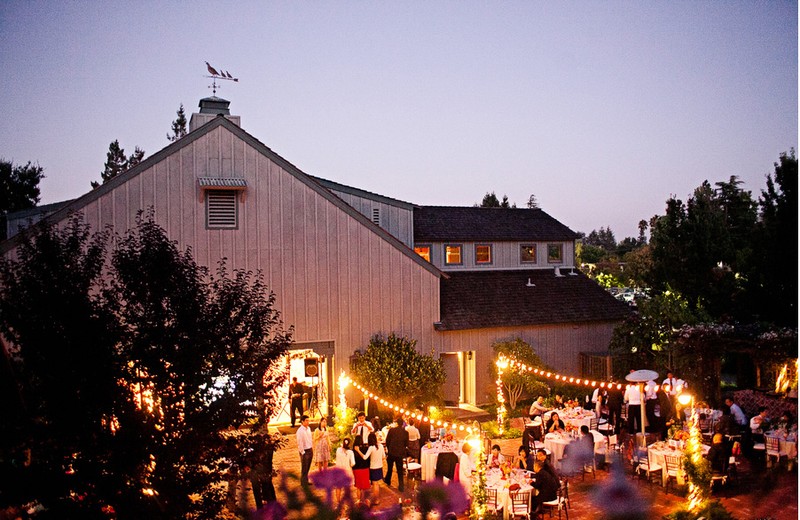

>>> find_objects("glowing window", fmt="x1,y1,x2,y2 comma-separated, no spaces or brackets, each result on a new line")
444,245,462,265
414,245,431,262
520,244,537,263
475,244,492,264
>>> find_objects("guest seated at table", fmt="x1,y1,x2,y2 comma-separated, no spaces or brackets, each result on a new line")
529,396,549,420
487,444,505,468
714,406,736,436
707,433,729,474
529,460,559,515
554,394,566,409
775,411,794,431
535,448,558,480
518,445,535,471
750,407,770,436
545,412,566,434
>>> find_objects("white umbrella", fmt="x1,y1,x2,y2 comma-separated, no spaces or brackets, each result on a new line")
626,370,659,447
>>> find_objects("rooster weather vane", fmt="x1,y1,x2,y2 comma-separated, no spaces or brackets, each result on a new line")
205,61,239,95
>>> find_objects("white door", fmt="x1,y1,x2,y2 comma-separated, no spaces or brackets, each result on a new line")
441,353,461,406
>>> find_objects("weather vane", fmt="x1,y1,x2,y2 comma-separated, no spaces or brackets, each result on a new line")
205,61,239,96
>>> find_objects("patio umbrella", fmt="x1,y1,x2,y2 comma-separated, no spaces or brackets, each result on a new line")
626,369,659,447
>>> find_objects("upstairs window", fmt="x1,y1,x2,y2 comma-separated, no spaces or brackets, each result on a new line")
414,245,431,263
520,244,537,263
475,244,492,264
444,244,462,265
206,190,238,229
547,243,563,263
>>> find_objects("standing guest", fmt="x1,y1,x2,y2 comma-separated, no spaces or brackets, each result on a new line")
591,387,607,418
724,397,747,431
657,383,676,440
417,416,431,445
458,442,475,495
352,436,371,503
545,412,565,433
662,371,679,398
529,461,559,516
289,377,305,428
384,417,410,492
624,383,642,435
644,380,659,433
606,384,624,435
487,444,506,468
296,415,313,486
356,433,385,503
518,445,535,471
313,417,331,472
334,437,356,502
351,412,374,444
406,418,421,461
372,417,384,442
529,396,549,420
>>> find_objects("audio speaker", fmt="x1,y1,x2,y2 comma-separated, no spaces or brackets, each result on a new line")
304,358,319,377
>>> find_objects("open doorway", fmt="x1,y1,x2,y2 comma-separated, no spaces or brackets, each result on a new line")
440,351,476,406
271,341,335,424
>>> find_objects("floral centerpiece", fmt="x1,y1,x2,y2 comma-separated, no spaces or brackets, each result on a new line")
672,429,689,442
501,460,513,479
565,423,577,433
444,432,455,443
566,399,581,409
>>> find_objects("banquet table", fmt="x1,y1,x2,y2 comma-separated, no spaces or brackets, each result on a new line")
544,407,596,431
765,431,798,468
485,468,534,520
543,431,606,471
647,441,710,487
420,441,462,481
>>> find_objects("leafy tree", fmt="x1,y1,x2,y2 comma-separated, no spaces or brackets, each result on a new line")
621,244,653,288
753,150,797,326
490,338,549,411
350,333,445,409
167,103,188,142
0,159,45,240
584,226,617,252
0,214,120,516
91,140,145,189
578,243,606,264
0,211,292,519
526,194,539,209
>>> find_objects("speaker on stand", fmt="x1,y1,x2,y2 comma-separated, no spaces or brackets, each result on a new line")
304,358,319,377
304,358,323,418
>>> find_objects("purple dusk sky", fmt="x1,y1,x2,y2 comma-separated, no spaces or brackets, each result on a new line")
1,1,796,239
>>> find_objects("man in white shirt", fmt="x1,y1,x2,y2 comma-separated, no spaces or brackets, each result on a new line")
351,412,374,444
662,371,679,397
725,397,747,429
296,415,313,486
406,418,421,460
624,384,642,434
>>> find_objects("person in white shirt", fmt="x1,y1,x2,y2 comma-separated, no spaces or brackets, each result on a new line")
529,396,549,420
406,418,421,460
644,380,659,433
351,412,374,444
725,397,747,429
624,384,642,434
296,415,314,486
334,437,356,502
458,442,475,495
487,444,506,469
662,371,679,397
355,432,385,503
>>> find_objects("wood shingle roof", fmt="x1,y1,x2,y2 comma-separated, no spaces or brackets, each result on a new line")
414,206,580,242
437,269,631,331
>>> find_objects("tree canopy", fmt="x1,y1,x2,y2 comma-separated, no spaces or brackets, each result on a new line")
91,140,145,189
490,338,549,411
0,211,291,518
477,191,515,208
0,159,45,240
167,103,188,142
350,333,445,409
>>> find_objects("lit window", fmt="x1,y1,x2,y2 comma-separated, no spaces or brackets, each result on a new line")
520,244,537,263
444,245,462,265
206,190,238,229
547,243,563,263
475,244,492,264
414,245,431,262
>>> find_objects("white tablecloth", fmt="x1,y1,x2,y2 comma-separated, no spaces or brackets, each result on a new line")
647,442,709,487
765,433,798,459
486,468,534,520
420,442,461,481
544,408,596,431
544,431,607,471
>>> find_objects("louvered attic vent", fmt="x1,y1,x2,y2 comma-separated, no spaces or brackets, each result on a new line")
198,178,247,230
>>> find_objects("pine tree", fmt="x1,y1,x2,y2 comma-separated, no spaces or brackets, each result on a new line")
91,140,145,189
167,103,187,142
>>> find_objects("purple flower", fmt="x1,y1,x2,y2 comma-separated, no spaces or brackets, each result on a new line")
417,479,469,517
253,501,287,520
310,468,353,507
369,503,403,520
590,464,649,519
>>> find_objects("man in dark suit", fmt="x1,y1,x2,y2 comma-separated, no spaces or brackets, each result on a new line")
530,460,559,515
289,377,304,427
384,416,410,491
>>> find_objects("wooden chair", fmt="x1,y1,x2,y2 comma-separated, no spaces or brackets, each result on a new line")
637,450,663,487
589,417,599,432
509,489,531,519
663,454,682,494
766,436,782,468
404,457,422,482
486,487,501,515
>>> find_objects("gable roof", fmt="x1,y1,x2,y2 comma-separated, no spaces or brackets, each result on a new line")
0,116,443,279
309,175,416,210
414,206,580,242
437,269,630,331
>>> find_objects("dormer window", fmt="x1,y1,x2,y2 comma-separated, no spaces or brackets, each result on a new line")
520,244,537,264
547,243,563,263
475,244,492,264
444,244,462,265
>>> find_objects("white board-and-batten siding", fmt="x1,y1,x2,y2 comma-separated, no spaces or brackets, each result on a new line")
58,124,442,363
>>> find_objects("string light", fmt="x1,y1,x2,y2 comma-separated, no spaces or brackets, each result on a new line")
346,376,474,434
